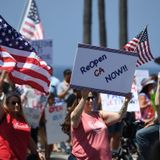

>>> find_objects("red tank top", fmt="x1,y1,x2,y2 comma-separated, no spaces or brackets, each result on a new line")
71,112,111,160
0,114,30,160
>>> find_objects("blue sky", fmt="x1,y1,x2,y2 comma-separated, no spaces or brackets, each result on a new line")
0,0,160,74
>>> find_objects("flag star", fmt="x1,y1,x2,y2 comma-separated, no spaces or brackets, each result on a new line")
3,23,7,28
8,30,12,33
24,42,28,46
9,43,12,46
2,32,5,36
19,46,23,49
5,38,9,41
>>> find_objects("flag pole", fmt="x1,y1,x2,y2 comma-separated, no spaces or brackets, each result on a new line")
17,0,31,31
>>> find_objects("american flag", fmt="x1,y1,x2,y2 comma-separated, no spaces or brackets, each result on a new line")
19,0,44,40
0,47,16,72
0,15,51,93
123,27,154,67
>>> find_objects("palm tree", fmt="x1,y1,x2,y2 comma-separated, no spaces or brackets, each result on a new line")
119,0,128,49
98,0,107,47
83,0,92,44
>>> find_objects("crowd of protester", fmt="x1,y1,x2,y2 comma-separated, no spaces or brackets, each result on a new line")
0,68,160,160
61,71,160,160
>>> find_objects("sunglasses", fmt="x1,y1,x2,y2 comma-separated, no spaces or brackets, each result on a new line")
10,101,20,105
87,96,95,101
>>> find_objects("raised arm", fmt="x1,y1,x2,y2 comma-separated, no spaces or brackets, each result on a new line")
57,84,70,99
99,92,132,126
70,90,89,128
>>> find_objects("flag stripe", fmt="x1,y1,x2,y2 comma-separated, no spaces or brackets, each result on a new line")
3,46,51,76
19,0,44,40
24,20,35,29
145,41,154,60
15,66,50,85
9,71,48,93
2,46,50,86
22,28,34,37
12,68,49,86
0,47,16,71
139,44,148,62
0,15,51,93
142,43,150,62
136,46,145,64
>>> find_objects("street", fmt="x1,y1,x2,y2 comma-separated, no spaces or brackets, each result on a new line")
49,151,138,160
50,152,69,160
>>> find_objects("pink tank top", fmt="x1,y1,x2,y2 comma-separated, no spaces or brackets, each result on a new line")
71,112,111,160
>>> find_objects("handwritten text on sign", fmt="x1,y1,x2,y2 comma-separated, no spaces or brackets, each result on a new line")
45,102,68,144
31,39,53,65
71,44,138,96
101,82,140,112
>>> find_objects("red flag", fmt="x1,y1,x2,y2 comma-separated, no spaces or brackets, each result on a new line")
19,0,44,40
123,27,154,67
0,15,51,93
0,47,16,72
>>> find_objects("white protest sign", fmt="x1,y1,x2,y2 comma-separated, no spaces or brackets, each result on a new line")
45,102,68,144
71,44,138,96
22,87,47,112
101,82,140,112
23,107,41,128
134,69,149,92
22,87,48,128
31,39,53,65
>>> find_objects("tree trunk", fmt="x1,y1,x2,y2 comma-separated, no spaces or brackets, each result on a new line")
119,0,128,49
83,0,92,44
98,0,107,47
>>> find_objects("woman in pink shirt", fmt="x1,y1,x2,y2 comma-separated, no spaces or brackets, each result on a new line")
62,90,132,160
